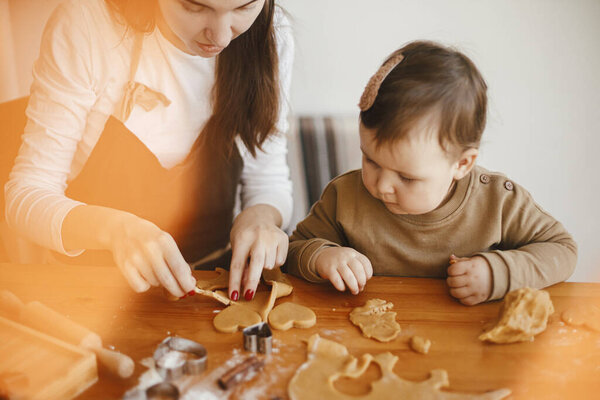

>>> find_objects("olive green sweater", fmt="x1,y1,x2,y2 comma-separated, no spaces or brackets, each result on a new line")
287,166,577,301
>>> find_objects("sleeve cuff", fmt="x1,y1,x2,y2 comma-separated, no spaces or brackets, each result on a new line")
476,251,510,301
298,239,340,283
243,192,293,231
53,201,86,257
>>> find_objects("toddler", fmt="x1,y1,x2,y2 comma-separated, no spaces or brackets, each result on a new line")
286,41,577,305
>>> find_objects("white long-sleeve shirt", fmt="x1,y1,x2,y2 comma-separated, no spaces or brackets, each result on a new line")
4,0,294,256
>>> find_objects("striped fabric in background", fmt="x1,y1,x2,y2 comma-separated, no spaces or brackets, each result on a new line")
286,115,362,232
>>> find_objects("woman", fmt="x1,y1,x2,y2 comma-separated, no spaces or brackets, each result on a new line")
4,0,293,301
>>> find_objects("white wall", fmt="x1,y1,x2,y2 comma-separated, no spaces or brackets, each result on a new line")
2,0,599,282
281,0,600,283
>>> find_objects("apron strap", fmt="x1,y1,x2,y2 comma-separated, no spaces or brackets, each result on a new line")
116,32,171,122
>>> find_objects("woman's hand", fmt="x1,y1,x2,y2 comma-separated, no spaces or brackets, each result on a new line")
228,204,288,301
62,205,196,297
107,212,196,297
446,254,492,306
315,247,373,295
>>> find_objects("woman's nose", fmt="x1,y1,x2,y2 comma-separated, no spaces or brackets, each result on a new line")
206,16,232,48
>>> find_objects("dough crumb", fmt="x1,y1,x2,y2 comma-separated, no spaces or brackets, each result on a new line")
561,304,600,332
410,336,431,354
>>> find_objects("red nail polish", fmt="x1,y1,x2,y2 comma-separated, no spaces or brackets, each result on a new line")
231,291,239,301
188,290,195,296
179,294,187,299
244,290,254,301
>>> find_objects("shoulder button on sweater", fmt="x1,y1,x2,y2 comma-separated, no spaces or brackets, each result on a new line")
479,174,491,184
504,180,514,191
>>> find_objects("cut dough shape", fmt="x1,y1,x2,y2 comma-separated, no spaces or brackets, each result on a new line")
269,302,317,330
213,304,263,333
349,299,401,342
479,287,554,344
561,304,600,332
288,334,511,400
212,268,294,333
410,336,431,354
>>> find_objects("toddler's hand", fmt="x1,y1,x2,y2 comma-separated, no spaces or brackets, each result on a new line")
446,254,492,306
315,247,373,295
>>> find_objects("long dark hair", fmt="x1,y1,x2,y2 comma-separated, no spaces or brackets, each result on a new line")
104,0,280,157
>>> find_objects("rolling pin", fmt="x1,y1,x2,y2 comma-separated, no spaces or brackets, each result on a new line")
0,290,134,378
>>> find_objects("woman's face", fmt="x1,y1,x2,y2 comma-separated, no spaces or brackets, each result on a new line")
157,0,266,57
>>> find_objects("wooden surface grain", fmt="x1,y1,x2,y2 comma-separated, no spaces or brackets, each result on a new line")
0,263,599,399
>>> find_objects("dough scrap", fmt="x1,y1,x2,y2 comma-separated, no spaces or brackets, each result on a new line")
288,334,511,400
194,287,231,306
561,304,600,332
349,299,401,342
269,302,317,330
479,287,554,344
410,336,431,354
195,267,230,291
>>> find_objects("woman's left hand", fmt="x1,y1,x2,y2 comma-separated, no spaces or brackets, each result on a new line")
228,204,288,301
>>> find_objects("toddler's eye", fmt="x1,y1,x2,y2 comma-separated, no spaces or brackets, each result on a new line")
365,158,378,167
399,175,415,183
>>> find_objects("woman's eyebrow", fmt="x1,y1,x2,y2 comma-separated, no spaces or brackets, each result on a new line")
238,0,260,8
183,0,259,9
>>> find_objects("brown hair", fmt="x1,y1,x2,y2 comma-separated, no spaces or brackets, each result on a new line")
104,0,280,157
360,41,487,156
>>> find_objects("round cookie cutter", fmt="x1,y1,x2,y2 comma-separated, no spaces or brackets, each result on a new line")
145,382,180,400
153,336,208,380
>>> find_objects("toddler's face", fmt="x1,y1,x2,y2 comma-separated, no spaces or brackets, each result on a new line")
359,121,468,215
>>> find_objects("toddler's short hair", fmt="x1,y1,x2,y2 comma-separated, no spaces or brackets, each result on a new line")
360,41,487,155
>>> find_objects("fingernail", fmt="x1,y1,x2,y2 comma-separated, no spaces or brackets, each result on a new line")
188,290,195,296
231,290,239,301
179,294,187,299
244,290,254,301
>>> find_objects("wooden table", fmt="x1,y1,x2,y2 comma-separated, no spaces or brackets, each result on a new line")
0,263,599,399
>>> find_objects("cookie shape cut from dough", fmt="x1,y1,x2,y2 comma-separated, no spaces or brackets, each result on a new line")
213,270,293,333
349,299,401,342
561,304,600,332
479,287,554,344
268,302,316,330
288,334,511,400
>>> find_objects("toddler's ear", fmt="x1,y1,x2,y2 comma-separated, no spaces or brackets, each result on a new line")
453,148,478,180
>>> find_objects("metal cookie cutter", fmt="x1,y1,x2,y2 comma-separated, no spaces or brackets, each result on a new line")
152,336,208,380
145,382,180,400
243,322,272,354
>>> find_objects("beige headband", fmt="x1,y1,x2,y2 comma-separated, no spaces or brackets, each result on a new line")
358,53,405,111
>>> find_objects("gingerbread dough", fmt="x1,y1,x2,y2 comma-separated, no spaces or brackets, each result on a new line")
349,299,401,342
410,336,431,354
479,287,554,343
288,334,511,400
561,304,600,332
195,267,230,291
189,267,316,333
199,268,295,333
269,302,316,330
